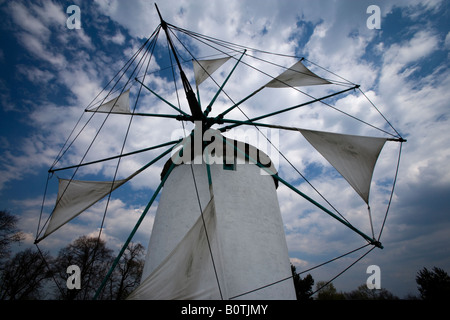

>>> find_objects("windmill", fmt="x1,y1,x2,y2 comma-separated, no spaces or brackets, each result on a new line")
35,5,405,300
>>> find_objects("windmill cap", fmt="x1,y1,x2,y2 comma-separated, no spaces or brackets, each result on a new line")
161,130,278,188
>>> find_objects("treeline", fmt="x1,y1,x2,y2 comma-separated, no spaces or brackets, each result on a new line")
2,210,450,300
0,210,144,300
291,264,450,300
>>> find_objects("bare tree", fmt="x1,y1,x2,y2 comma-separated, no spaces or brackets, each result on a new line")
0,248,53,300
0,210,25,262
108,242,145,300
52,236,145,300
53,235,113,300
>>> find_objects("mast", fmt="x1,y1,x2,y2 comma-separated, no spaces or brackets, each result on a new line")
155,4,204,121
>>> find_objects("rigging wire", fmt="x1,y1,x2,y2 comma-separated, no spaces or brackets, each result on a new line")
310,245,377,298
298,243,371,276
378,141,403,241
35,243,65,298
170,24,354,87
303,57,357,86
358,88,403,139
229,243,371,299
168,27,241,114
97,25,161,239
49,28,159,172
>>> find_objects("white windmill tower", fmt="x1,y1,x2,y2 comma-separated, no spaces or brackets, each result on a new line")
132,128,295,299
35,5,405,300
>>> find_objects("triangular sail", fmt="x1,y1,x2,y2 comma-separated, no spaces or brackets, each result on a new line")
41,177,129,239
193,57,231,86
299,129,387,204
127,196,224,299
87,89,131,114
265,60,331,88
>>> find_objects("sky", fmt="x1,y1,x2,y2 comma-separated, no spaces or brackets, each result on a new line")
0,0,449,299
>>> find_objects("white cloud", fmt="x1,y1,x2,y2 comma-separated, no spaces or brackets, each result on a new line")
8,1,51,40
108,31,126,45
290,257,309,268
382,30,439,68
0,134,59,190
16,31,67,67
17,65,55,83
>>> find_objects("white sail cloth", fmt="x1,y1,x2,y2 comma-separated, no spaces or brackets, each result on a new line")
41,178,129,239
87,89,131,114
299,129,387,204
193,57,231,86
127,196,223,300
265,60,330,88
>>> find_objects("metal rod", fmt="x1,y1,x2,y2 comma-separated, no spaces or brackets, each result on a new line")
49,139,180,173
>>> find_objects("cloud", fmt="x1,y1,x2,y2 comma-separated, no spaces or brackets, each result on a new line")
7,1,68,67
0,133,59,190
290,257,309,269
8,1,52,40
107,31,126,45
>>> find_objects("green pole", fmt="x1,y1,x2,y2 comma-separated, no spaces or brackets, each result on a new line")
203,50,246,117
135,77,190,117
218,85,359,132
49,139,180,173
214,86,264,120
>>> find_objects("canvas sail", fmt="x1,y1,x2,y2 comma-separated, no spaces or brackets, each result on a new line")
127,196,225,299
87,89,131,114
193,57,231,86
265,60,330,88
299,129,387,204
41,177,129,239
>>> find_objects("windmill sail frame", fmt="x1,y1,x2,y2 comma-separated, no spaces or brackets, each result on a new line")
36,4,405,300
